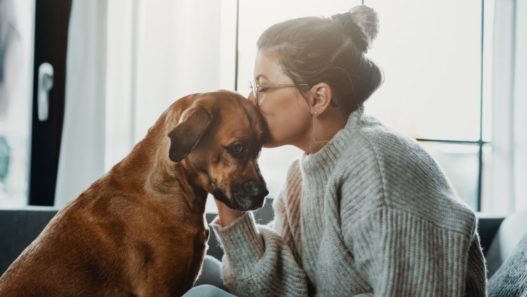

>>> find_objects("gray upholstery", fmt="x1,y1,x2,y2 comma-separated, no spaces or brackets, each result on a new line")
488,232,527,297
478,215,505,257
486,211,527,297
0,207,58,274
486,211,527,278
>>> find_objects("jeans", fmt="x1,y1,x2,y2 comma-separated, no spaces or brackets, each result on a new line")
183,255,235,297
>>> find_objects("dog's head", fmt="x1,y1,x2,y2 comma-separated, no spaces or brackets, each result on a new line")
166,91,269,211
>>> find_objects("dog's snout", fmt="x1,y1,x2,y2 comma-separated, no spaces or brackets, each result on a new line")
227,180,268,211
244,181,268,198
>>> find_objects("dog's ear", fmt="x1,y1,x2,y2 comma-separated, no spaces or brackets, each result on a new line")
168,107,212,162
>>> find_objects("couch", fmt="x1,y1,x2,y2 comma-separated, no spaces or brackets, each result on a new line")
1,203,525,291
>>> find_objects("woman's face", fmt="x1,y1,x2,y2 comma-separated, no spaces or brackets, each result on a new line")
251,50,312,148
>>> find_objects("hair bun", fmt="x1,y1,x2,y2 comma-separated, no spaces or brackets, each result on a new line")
332,5,379,52
350,5,378,42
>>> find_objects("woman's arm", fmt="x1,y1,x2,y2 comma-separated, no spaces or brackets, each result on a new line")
214,200,246,226
342,206,486,297
211,191,308,297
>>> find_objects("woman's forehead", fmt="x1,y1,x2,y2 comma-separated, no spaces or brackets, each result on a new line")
254,51,289,82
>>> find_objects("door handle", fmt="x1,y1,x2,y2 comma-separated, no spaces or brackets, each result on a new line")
38,62,54,121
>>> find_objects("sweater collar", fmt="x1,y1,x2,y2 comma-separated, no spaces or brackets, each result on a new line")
300,106,364,174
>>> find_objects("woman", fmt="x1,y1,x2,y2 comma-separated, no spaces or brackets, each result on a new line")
185,5,486,297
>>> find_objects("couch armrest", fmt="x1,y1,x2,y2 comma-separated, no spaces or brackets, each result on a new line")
476,213,505,257
485,210,527,278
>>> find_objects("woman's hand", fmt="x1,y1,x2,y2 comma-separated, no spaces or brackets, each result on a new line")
214,199,246,227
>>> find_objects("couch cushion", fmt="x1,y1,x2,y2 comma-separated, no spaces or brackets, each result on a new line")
0,207,58,274
486,211,527,278
488,232,527,297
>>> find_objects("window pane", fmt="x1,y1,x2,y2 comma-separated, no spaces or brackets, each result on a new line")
0,0,34,207
420,142,480,210
366,0,482,141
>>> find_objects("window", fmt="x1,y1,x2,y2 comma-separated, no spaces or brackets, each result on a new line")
0,0,35,208
0,0,72,208
365,0,494,210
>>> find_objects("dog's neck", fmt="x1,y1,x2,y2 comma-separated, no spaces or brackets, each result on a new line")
110,117,208,214
147,158,208,214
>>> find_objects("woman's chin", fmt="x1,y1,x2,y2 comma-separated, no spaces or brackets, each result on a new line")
262,140,283,149
262,142,278,149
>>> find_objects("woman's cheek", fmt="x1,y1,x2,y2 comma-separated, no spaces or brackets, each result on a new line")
265,115,284,144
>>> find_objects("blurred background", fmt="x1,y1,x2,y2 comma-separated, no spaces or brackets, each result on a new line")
0,0,525,215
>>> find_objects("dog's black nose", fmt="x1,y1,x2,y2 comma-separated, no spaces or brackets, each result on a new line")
244,181,268,198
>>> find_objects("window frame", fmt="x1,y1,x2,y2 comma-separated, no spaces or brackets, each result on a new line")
28,0,72,206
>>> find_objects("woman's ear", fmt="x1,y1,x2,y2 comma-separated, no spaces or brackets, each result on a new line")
309,82,333,115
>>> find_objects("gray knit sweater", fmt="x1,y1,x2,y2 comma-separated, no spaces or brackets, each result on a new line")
211,107,487,296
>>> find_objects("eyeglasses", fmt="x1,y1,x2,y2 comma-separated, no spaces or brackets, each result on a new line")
249,81,311,106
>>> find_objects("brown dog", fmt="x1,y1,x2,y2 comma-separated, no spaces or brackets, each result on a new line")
0,90,269,297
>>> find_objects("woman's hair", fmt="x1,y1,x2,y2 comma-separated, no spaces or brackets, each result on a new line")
257,5,382,115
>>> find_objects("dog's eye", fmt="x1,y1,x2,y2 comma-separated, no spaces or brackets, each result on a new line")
228,143,246,156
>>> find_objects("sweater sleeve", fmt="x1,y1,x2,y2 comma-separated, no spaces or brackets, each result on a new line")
465,232,487,296
343,207,486,297
210,192,308,297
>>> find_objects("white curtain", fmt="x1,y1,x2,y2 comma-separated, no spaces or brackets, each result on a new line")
487,0,527,214
55,0,233,207
55,0,107,207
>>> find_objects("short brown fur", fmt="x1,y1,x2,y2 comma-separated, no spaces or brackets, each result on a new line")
0,91,268,297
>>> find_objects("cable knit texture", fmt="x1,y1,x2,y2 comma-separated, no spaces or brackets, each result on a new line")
488,233,527,297
211,107,487,296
